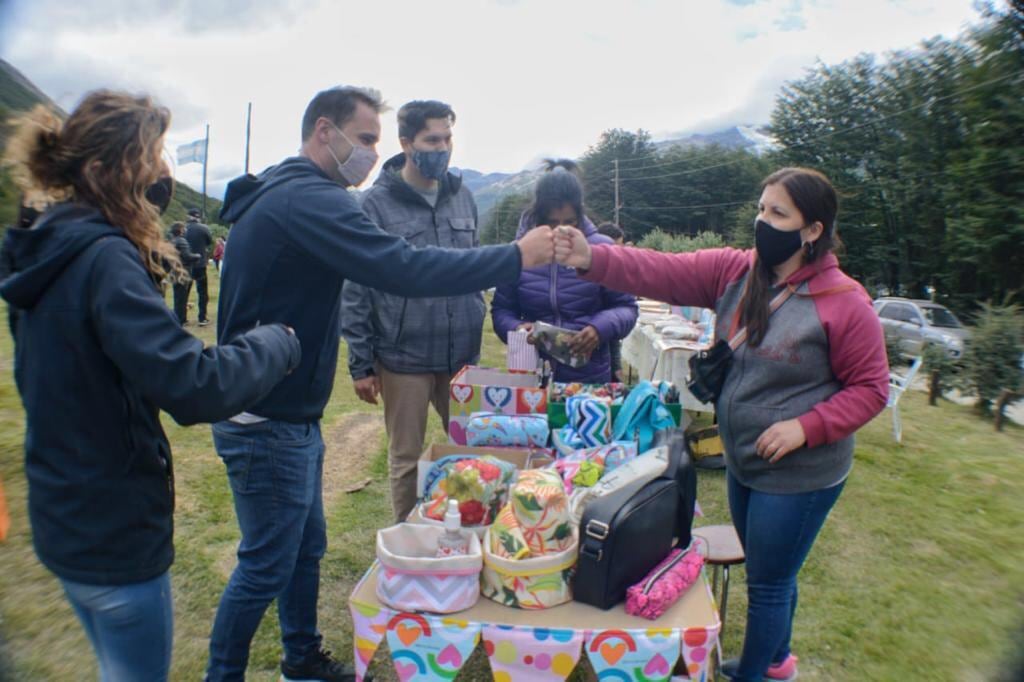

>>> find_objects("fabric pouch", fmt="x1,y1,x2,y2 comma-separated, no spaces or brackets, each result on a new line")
510,469,574,556
624,541,706,620
466,412,550,448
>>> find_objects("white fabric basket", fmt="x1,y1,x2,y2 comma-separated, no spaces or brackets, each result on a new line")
375,523,482,614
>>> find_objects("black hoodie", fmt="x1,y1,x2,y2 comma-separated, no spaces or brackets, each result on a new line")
217,156,521,422
0,204,301,585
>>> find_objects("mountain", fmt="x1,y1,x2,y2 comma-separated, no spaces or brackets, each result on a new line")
463,167,540,219
654,125,776,155
0,60,222,231
0,59,63,120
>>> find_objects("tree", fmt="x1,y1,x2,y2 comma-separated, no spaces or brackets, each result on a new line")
479,191,530,245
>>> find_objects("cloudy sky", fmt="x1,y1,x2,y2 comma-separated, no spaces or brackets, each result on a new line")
1,0,982,198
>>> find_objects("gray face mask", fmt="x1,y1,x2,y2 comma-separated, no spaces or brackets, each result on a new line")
327,123,378,187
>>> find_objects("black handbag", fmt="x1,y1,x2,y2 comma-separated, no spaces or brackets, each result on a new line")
687,284,796,404
575,476,680,610
652,427,698,551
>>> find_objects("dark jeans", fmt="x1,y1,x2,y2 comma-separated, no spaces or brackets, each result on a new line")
172,282,190,324
727,472,845,682
189,268,209,322
206,420,326,682
61,571,173,682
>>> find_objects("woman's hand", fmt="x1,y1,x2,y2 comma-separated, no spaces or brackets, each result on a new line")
755,419,807,463
568,325,600,356
554,225,593,270
516,322,536,344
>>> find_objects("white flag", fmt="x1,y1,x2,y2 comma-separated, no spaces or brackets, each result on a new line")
176,139,206,165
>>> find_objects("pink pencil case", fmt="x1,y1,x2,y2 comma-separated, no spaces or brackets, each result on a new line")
624,544,705,620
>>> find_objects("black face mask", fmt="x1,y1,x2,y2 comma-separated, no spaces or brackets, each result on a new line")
145,176,175,215
754,218,803,267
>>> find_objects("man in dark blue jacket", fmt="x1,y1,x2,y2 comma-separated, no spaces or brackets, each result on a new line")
208,85,555,682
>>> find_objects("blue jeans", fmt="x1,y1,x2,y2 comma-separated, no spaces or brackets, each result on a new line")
61,571,173,682
206,420,327,682
727,473,845,682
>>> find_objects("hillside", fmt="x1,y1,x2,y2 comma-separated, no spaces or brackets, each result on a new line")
0,59,223,233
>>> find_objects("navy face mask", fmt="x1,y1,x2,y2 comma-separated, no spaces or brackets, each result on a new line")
412,149,450,180
754,218,803,267
145,176,175,215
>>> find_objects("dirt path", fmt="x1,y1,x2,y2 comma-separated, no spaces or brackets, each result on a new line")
322,412,386,510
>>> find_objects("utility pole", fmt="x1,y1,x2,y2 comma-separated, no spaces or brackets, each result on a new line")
244,102,252,175
613,158,620,226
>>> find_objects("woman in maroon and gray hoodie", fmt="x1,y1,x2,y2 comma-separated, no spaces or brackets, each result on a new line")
555,168,888,682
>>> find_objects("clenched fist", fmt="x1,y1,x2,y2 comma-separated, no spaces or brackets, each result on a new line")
554,225,592,270
517,226,556,269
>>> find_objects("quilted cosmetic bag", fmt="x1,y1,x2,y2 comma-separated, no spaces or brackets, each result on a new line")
466,412,550,448
376,524,483,614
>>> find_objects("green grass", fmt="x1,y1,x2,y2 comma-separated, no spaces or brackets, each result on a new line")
1,275,1023,680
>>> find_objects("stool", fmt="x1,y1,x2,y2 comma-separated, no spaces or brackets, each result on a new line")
692,524,745,648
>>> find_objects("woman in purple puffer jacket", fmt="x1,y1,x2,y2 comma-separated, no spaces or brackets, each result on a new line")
492,160,638,383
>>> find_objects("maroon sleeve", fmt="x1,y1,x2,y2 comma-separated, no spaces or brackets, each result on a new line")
797,274,890,447
584,245,752,308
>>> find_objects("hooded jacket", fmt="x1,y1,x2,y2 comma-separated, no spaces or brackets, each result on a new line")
0,204,300,585
341,154,486,377
582,245,889,494
217,156,522,422
491,212,638,383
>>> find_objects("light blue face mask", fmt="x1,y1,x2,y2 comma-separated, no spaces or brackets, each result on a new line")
327,122,378,186
411,148,451,180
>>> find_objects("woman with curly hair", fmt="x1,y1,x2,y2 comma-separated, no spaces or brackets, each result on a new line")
0,91,301,681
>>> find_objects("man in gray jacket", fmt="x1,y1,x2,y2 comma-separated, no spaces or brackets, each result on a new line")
341,100,483,521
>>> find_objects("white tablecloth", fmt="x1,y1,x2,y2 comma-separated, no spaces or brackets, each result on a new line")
621,324,714,413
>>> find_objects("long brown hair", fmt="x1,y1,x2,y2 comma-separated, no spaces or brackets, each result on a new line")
742,167,842,347
2,90,183,281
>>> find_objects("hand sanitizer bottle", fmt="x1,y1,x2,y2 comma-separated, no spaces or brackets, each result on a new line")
436,499,469,557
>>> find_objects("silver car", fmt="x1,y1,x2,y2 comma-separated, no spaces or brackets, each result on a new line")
874,297,971,359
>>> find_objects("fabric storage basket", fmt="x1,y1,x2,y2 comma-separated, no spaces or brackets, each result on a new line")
481,528,578,610
376,524,483,614
406,503,490,540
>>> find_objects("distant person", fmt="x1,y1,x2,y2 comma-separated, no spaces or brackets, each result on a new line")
491,160,637,383
342,99,486,523
169,222,200,325
554,167,889,682
597,221,625,245
208,85,554,682
0,91,300,682
597,221,627,381
212,236,225,272
184,207,213,326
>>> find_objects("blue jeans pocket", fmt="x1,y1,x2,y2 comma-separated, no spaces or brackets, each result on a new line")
213,424,257,494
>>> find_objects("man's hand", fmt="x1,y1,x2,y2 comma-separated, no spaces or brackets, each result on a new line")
353,375,381,405
517,226,555,269
554,225,593,270
568,325,600,356
755,419,807,463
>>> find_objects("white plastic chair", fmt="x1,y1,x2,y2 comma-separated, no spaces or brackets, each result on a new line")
887,355,923,443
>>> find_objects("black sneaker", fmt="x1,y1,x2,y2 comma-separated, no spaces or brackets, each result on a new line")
280,649,355,682
198,319,210,327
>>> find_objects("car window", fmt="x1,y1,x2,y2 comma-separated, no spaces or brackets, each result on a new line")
921,306,961,328
878,303,901,320
891,304,919,323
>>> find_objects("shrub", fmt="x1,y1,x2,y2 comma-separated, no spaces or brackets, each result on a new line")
637,228,725,253
960,301,1024,412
